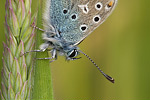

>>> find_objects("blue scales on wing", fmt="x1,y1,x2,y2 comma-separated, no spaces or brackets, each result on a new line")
43,0,117,45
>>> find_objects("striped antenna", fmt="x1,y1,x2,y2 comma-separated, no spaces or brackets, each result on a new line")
78,50,114,83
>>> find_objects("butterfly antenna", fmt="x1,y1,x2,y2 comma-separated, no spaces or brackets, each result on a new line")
78,50,114,83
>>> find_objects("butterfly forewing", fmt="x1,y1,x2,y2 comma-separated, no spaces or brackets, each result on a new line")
43,0,117,45
73,0,118,45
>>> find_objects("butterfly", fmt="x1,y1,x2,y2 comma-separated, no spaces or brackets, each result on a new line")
31,0,117,83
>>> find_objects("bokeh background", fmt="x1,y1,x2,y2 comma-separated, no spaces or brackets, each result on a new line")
0,0,150,100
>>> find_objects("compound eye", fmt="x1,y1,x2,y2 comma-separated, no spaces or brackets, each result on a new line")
68,49,78,58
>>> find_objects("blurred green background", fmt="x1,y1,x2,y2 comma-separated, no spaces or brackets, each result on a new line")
0,0,150,100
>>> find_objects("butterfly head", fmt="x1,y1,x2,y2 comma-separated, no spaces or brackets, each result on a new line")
63,45,80,60
67,49,78,58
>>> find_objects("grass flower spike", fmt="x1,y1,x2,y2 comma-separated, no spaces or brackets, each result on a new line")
1,0,35,99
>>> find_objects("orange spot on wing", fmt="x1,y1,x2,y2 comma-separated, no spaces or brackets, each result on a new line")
108,1,113,7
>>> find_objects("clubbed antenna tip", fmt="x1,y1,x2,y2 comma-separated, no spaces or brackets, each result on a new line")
104,74,115,83
78,50,115,83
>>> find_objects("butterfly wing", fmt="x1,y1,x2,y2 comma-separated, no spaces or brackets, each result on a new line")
43,0,117,45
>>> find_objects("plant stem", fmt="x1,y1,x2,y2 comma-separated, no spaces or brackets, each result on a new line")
32,0,54,99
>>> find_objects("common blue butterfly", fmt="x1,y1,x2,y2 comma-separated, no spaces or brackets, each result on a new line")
31,0,117,83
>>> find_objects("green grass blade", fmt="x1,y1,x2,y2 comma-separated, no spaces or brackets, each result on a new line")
32,0,54,99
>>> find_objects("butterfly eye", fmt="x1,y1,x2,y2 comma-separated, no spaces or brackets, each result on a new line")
63,8,68,14
70,14,78,21
80,24,88,32
93,15,101,23
95,2,103,10
68,49,78,58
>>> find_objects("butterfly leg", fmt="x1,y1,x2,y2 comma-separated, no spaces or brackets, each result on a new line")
36,49,57,63
31,24,56,36
20,42,50,56
20,48,47,56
